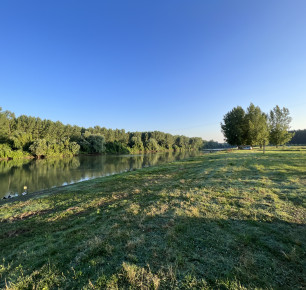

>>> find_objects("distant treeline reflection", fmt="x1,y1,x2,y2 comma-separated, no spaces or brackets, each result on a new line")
0,151,201,198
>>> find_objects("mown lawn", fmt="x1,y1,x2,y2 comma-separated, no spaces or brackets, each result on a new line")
0,149,305,289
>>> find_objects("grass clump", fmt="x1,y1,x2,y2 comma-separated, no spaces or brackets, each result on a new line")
0,148,305,289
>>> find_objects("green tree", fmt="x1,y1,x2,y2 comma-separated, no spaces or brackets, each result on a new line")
87,135,105,154
0,144,13,158
188,137,203,150
29,139,48,158
69,142,80,155
288,129,306,145
79,132,105,154
221,106,247,146
129,136,144,153
245,103,269,151
145,138,159,152
269,105,293,147
0,107,15,142
9,131,33,151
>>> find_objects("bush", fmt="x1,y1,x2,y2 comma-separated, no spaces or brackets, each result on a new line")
0,143,30,159
105,141,130,154
29,138,80,158
0,143,12,158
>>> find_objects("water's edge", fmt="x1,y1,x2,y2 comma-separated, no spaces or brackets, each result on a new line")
0,151,203,199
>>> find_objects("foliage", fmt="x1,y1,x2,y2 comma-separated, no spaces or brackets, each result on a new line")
221,104,293,149
203,140,232,149
129,136,145,153
0,107,15,143
145,138,159,151
79,132,105,154
0,144,29,160
0,144,13,159
29,139,48,158
9,131,33,151
0,107,204,157
288,129,306,145
221,106,247,146
29,138,80,158
269,105,294,146
245,103,269,147
105,141,130,154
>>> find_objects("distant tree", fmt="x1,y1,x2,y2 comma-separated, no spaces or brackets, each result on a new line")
269,106,294,147
105,141,130,154
1,107,207,157
9,131,33,151
129,136,144,153
145,138,159,151
203,140,232,149
164,133,175,150
245,103,269,151
68,141,80,156
288,129,306,145
221,106,247,146
0,144,13,158
189,137,203,150
86,135,105,154
29,139,48,158
79,132,105,154
0,107,15,142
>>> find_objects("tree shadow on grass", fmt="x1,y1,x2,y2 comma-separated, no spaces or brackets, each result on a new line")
0,200,305,289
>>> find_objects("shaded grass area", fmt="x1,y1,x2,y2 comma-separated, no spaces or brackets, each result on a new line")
0,150,305,289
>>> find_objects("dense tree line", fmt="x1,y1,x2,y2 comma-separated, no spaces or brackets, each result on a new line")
0,107,204,159
221,104,294,151
202,140,233,149
288,129,306,145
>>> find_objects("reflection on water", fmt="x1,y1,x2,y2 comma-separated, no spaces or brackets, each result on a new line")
0,151,202,198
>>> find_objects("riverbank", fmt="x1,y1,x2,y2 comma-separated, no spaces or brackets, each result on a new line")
0,149,305,289
0,151,202,199
0,148,194,161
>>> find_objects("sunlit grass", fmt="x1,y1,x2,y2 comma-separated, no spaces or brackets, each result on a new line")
0,148,305,289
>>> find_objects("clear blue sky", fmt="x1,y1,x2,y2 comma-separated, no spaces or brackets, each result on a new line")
1,0,305,142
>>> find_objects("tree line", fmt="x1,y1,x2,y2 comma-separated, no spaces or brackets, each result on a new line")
287,129,306,145
221,103,294,149
0,107,205,159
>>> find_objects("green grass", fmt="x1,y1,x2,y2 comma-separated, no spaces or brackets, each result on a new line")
0,148,305,289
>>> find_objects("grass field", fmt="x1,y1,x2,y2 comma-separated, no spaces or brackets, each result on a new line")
0,148,305,289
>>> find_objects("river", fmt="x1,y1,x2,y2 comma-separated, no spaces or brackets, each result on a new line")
0,151,203,199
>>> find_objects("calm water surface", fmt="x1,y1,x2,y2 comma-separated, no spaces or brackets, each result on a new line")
0,151,203,198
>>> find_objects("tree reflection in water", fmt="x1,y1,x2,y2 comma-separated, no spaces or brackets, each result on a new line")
0,151,202,198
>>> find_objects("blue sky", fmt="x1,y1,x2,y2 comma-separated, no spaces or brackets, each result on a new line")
1,1,305,142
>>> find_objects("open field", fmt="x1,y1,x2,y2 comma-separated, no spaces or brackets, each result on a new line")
0,149,305,289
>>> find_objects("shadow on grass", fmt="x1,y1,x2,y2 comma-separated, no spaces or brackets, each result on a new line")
0,202,305,289
1,152,305,288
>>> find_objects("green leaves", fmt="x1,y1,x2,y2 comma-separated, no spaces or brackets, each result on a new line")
221,104,293,148
269,106,294,146
221,106,247,146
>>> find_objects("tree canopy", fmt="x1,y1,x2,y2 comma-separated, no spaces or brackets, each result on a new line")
288,129,306,145
0,107,205,159
221,103,293,149
269,105,294,147
221,106,247,146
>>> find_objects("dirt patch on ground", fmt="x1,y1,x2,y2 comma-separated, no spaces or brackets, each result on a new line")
7,209,53,222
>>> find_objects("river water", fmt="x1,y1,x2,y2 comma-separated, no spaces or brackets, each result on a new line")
0,151,203,199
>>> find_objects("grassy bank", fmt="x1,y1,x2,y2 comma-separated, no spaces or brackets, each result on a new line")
0,149,305,289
